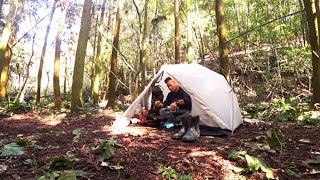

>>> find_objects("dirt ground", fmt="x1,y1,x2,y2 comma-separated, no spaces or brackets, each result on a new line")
0,109,319,180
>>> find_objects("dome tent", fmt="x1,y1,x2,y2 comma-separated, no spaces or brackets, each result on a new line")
114,63,242,131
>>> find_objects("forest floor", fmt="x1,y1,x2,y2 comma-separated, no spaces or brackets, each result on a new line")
0,109,319,180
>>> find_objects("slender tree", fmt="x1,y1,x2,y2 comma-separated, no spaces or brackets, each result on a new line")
215,0,230,83
54,0,67,110
107,0,122,108
133,0,149,91
0,0,4,19
174,0,180,63
141,0,148,90
0,0,18,100
36,0,58,103
93,0,107,105
14,33,36,103
304,0,320,106
71,0,92,111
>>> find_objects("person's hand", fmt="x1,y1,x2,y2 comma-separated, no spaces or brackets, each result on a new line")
169,102,178,111
155,100,163,108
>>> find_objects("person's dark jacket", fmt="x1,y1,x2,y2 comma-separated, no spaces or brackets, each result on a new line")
163,87,192,111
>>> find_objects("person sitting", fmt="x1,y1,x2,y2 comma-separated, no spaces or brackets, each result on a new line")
149,85,164,116
154,77,200,142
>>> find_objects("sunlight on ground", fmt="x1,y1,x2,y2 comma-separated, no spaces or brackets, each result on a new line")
39,113,67,126
103,124,149,136
189,149,245,180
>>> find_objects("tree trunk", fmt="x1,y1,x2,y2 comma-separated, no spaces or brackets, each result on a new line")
0,0,4,19
14,33,36,103
174,0,180,64
101,1,113,102
141,0,148,90
71,0,92,111
134,0,148,91
298,0,307,46
304,0,320,106
93,0,107,105
63,57,68,100
186,0,193,63
107,0,122,108
0,45,12,100
215,0,230,83
91,11,98,102
54,0,67,110
36,0,57,103
0,0,18,100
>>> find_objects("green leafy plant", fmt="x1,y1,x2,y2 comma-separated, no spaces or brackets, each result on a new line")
143,152,156,161
284,166,301,178
241,102,268,119
72,128,83,142
180,175,193,180
48,156,77,170
301,156,320,165
37,156,86,180
251,143,276,154
156,165,192,180
266,130,281,149
15,137,44,150
94,138,124,161
228,151,275,179
38,170,87,180
297,111,320,125
158,165,179,180
275,98,298,121
24,158,39,172
0,143,25,156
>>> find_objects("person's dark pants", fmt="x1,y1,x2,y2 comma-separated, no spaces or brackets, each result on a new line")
159,108,191,124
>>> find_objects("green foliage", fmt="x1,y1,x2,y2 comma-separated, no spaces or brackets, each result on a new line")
15,137,44,150
24,158,39,171
156,165,192,180
275,98,298,121
180,175,193,180
38,170,87,180
228,150,247,159
143,152,156,161
72,128,83,142
94,138,124,162
228,151,275,179
284,166,301,177
37,156,86,180
0,99,31,115
301,156,320,165
241,97,312,122
277,47,312,79
251,143,276,154
49,156,77,170
241,102,268,119
0,143,25,156
266,130,281,149
297,111,320,125
254,130,282,152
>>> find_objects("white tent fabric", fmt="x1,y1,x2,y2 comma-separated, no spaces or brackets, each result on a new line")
118,63,243,131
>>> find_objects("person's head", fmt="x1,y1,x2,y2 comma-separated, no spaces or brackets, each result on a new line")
164,77,179,93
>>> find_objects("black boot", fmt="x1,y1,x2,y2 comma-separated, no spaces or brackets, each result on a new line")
182,117,200,142
172,116,191,140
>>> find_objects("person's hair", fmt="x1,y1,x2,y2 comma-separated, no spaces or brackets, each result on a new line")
164,77,172,83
